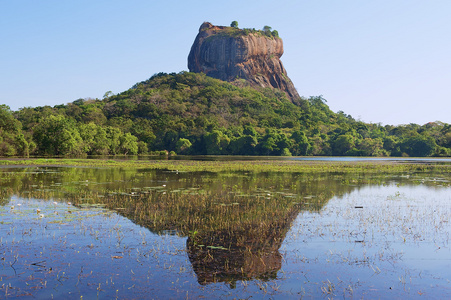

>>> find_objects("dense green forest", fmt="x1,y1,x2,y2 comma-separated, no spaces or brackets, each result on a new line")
1,72,450,157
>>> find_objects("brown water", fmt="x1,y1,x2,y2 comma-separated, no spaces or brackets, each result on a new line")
0,166,450,298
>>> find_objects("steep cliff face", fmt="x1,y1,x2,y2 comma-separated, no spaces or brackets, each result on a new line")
188,22,300,101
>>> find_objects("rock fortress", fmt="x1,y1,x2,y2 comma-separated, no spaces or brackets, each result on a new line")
188,22,300,102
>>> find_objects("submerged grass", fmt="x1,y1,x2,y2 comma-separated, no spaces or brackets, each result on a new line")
1,164,451,297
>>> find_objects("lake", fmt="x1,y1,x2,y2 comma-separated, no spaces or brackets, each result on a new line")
1,162,450,298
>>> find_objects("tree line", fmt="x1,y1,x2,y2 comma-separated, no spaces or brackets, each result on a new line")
1,72,450,157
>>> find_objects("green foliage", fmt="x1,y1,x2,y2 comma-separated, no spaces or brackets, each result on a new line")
33,115,84,156
261,25,279,38
356,138,385,156
119,133,139,155
1,72,450,157
138,141,148,154
256,130,292,156
217,24,280,39
400,135,436,157
229,135,258,155
332,134,355,156
176,138,192,154
291,130,310,156
0,105,36,157
204,130,230,155
103,91,114,99
78,123,110,155
0,105,21,132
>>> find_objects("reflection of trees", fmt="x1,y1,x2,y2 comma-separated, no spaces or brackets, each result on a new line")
0,189,8,206
2,166,447,286
106,189,310,285
84,174,361,286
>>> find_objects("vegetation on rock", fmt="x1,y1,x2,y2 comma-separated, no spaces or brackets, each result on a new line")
188,22,298,100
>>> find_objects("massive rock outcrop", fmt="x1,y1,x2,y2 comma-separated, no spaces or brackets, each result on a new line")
188,22,300,102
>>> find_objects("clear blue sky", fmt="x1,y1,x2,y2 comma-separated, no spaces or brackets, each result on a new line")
1,0,450,125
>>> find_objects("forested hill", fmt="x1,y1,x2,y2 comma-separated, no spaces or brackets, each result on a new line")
1,71,450,157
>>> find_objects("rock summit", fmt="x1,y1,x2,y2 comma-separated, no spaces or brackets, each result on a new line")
188,22,300,102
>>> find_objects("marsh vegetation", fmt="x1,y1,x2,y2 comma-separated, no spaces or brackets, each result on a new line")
1,159,450,298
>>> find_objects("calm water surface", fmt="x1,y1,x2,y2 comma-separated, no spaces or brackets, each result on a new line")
1,166,450,298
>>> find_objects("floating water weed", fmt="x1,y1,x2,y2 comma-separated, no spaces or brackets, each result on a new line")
1,163,451,298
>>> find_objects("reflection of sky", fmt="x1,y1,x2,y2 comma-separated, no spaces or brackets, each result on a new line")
1,198,196,299
283,183,451,297
2,171,451,298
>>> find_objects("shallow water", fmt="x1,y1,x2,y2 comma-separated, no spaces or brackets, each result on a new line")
1,166,450,298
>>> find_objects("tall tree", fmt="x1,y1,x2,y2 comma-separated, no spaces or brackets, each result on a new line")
33,115,83,156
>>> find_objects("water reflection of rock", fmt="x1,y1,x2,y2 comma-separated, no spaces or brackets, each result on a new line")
5,167,447,286
186,208,300,286
0,168,364,286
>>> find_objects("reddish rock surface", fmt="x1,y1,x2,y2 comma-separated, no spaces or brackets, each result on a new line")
188,22,300,102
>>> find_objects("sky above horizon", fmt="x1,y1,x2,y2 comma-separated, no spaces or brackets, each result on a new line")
1,0,450,125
